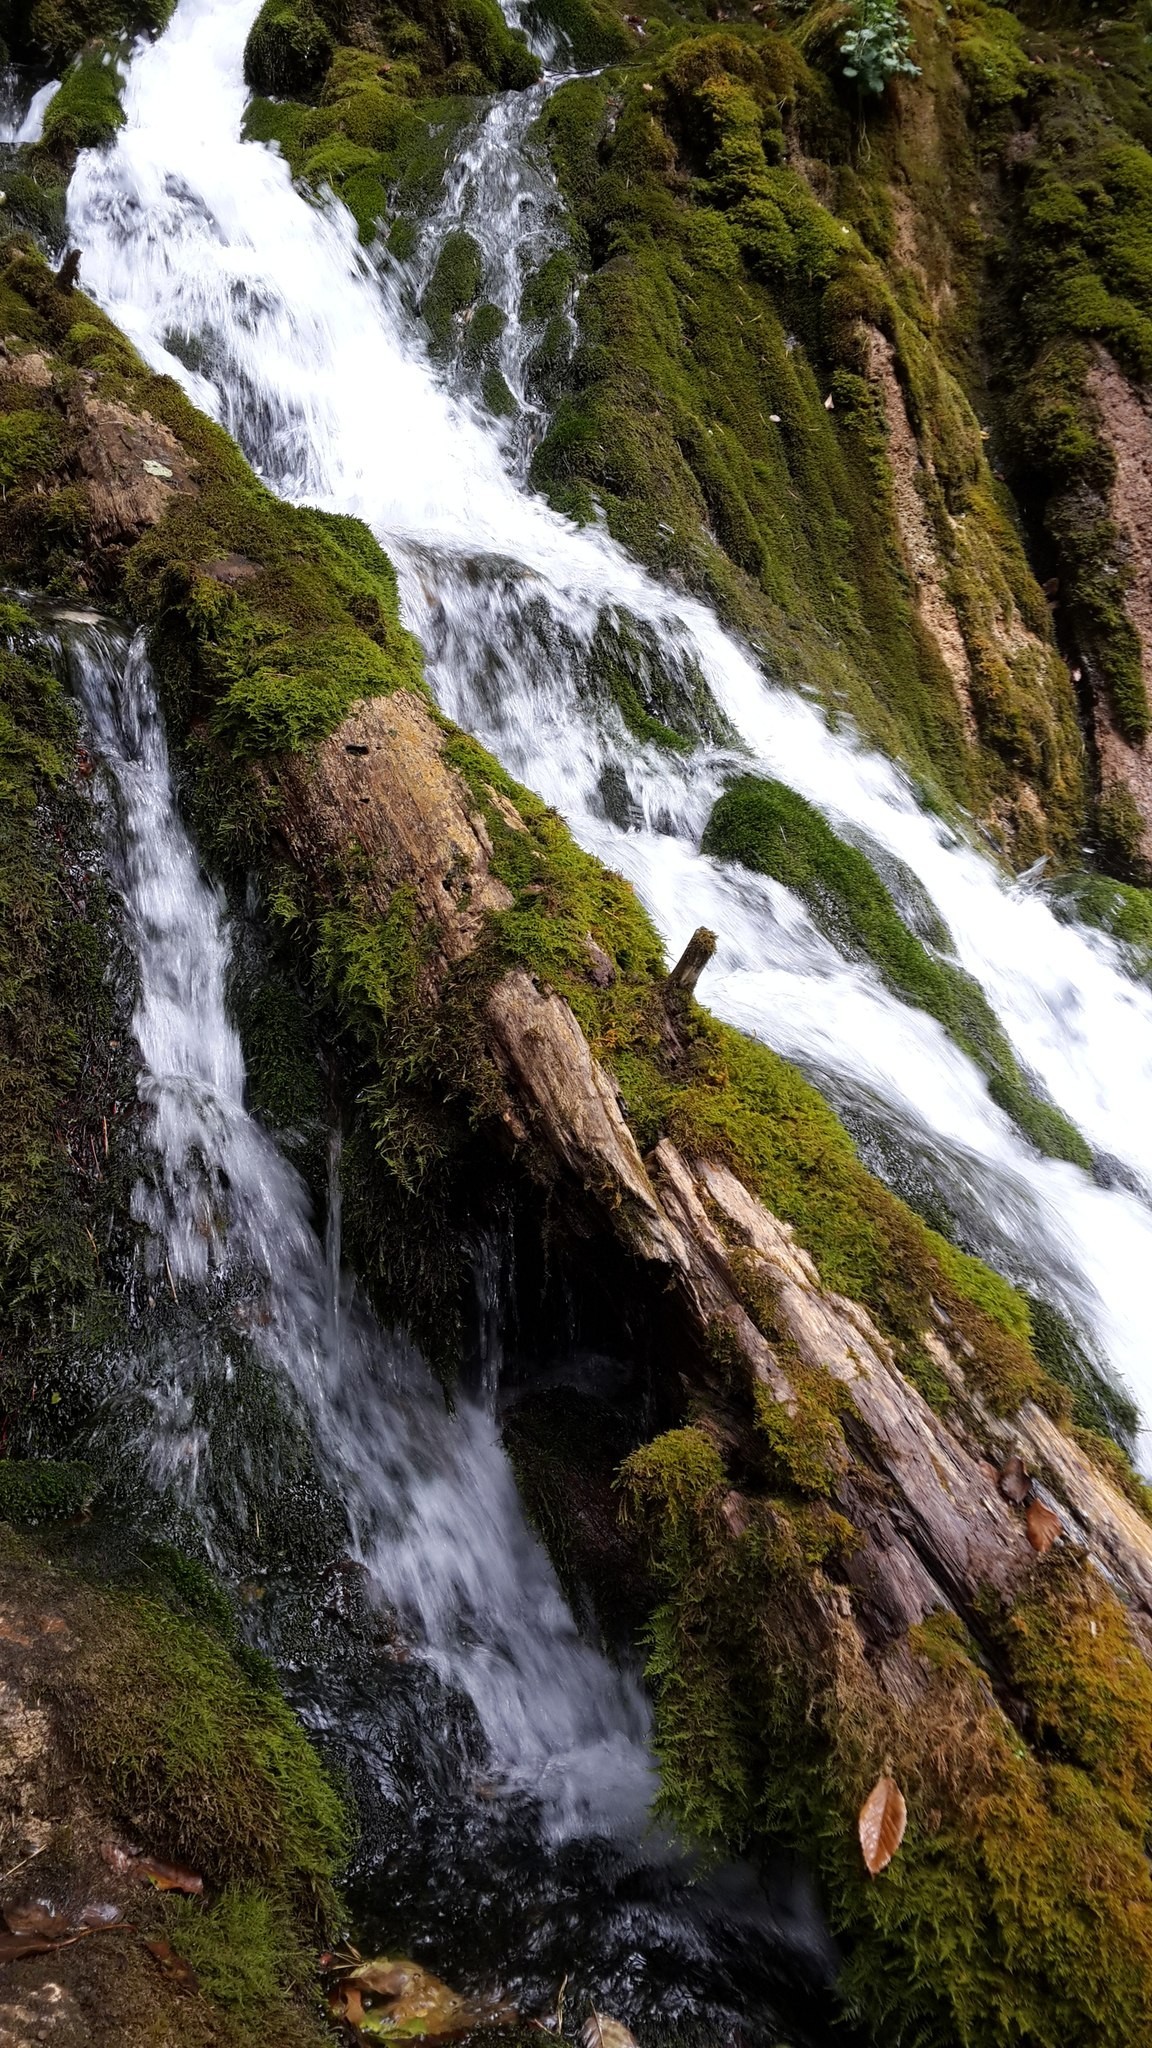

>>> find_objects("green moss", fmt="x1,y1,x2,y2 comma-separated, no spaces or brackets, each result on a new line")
0,1456,95,1522
983,1549,1152,1826
63,1585,348,1910
18,0,172,68
704,774,1092,1166
162,1883,322,2029
522,0,632,66
0,636,118,1329
1049,869,1152,976
529,36,1084,853
984,21,1152,750
0,407,62,490
421,227,484,352
1096,781,1149,882
1,1525,338,2044
38,41,127,159
244,0,335,97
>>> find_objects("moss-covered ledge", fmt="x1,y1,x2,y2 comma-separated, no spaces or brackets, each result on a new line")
0,1518,344,2047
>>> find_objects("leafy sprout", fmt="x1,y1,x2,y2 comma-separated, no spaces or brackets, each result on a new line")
840,0,920,95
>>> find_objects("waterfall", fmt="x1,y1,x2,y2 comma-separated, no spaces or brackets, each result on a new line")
65,619,657,1844
64,0,1152,1455
57,601,830,2045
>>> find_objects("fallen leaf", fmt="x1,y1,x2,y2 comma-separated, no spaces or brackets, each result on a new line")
580,2019,639,2048
998,1454,1030,1505
139,1859,203,1895
345,1956,516,2037
79,1903,122,1928
0,1930,59,1962
4,1902,72,1938
824,393,835,409
858,1774,907,1875
328,1983,366,2028
100,1843,202,1894
144,1937,199,1992
1026,1499,1062,1555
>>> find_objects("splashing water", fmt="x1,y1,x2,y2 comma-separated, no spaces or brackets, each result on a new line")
66,0,1152,1449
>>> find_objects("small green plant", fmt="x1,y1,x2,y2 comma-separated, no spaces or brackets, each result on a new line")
840,0,919,95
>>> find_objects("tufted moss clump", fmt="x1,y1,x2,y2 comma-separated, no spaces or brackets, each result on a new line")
62,1582,348,1910
244,0,335,98
2,1525,343,2044
12,0,172,69
981,10,1152,750
704,773,1092,1166
0,631,121,1332
37,40,127,159
0,1456,95,1522
1049,867,1152,973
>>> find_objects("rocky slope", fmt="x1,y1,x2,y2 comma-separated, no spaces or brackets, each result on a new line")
3,0,1152,2043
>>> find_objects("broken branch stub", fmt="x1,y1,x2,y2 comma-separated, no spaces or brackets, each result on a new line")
667,926,717,998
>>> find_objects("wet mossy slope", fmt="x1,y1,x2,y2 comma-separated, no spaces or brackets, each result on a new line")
0,1519,344,2048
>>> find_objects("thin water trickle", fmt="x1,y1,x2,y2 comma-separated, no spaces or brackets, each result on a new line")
65,0,1152,1444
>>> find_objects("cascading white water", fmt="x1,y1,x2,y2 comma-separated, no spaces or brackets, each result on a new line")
64,0,1152,1464
69,619,655,1840
0,70,59,144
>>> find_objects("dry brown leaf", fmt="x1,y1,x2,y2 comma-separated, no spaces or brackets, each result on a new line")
144,1937,199,1992
858,1774,907,1875
4,1902,72,1938
579,2019,639,2048
0,1929,59,1962
1026,1499,1062,1555
100,1843,202,1894
998,1454,1030,1505
327,1984,366,2028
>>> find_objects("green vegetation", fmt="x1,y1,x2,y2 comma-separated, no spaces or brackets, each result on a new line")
839,0,920,98
969,4,1152,804
0,1525,341,2045
37,40,126,158
9,0,172,68
64,1587,347,1909
1049,868,1152,974
624,1431,1152,2046
704,773,1092,1165
242,0,537,252
529,26,1085,860
0,1455,94,1521
0,623,122,1336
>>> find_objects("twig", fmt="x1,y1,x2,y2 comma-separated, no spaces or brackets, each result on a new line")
0,1845,45,1885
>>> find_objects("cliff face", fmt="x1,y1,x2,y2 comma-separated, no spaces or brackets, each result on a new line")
3,0,1152,2042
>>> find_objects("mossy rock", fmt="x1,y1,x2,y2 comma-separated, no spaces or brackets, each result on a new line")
36,40,127,159
244,0,335,99
703,773,1092,1168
